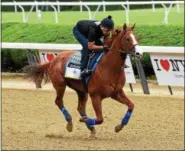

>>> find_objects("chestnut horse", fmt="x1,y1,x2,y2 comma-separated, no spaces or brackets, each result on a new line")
24,24,143,137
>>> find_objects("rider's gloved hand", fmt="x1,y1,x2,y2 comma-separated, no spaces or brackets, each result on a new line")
103,46,109,53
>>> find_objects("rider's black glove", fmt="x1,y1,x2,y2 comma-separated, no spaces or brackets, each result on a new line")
103,46,109,52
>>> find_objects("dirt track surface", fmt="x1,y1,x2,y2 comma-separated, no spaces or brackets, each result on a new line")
2,76,184,98
2,77,184,150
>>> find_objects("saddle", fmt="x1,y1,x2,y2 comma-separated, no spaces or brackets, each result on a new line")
64,50,105,88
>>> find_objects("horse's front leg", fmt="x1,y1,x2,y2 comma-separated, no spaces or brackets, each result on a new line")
111,89,134,133
80,94,103,137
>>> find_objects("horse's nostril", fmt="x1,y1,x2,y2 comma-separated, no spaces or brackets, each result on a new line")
135,52,140,56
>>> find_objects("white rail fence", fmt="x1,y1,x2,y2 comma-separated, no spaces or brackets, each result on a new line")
1,42,183,53
2,42,184,95
1,1,184,24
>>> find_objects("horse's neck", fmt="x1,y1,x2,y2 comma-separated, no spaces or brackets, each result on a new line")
100,35,127,73
101,49,126,73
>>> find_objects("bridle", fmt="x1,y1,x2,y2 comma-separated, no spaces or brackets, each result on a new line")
109,30,138,55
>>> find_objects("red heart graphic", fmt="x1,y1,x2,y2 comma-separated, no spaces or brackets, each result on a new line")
46,53,54,61
160,59,170,71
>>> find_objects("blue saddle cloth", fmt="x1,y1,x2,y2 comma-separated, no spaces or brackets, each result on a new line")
64,51,104,85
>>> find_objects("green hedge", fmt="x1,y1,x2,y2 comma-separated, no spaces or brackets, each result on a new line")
2,22,184,45
1,49,28,72
2,23,184,75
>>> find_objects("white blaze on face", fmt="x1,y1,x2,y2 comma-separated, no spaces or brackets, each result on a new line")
130,33,137,45
130,33,143,56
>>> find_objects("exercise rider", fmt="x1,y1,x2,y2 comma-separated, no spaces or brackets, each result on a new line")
73,15,114,76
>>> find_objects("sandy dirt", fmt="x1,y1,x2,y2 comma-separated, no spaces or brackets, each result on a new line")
2,76,184,98
2,77,184,150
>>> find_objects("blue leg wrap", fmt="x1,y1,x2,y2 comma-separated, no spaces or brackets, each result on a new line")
61,107,72,121
121,109,133,125
81,114,95,130
86,118,96,126
86,123,94,130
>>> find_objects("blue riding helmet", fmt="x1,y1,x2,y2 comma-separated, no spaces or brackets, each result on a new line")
101,15,114,30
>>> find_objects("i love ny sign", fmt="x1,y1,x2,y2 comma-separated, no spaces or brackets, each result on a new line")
39,52,58,62
151,54,184,86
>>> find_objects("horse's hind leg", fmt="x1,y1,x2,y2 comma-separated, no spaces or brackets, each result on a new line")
49,59,73,132
76,90,96,135
111,89,134,133
54,85,73,132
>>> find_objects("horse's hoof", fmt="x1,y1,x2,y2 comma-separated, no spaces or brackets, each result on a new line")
91,127,96,134
115,124,124,133
86,124,95,131
66,123,73,132
89,134,97,139
89,129,96,139
79,118,84,122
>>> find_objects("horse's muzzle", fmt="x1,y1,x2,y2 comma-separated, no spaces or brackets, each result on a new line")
135,45,143,58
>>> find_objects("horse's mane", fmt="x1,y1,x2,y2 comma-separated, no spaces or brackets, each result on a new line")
104,25,135,48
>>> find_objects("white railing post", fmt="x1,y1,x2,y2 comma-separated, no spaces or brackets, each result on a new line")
127,0,130,12
152,0,155,12
93,4,101,19
176,2,180,13
35,0,38,12
161,3,173,24
103,0,106,12
17,5,26,23
80,0,83,12
37,10,42,23
83,5,92,20
25,5,35,23
49,3,59,23
162,4,168,24
13,0,17,13
122,4,129,24
57,0,60,12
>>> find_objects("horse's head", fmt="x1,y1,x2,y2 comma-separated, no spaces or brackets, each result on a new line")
104,23,143,58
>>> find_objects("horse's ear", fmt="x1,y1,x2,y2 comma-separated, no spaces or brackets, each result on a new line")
113,29,121,35
123,23,127,32
131,23,136,30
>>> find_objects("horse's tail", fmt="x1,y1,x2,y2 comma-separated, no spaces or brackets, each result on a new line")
23,62,50,86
